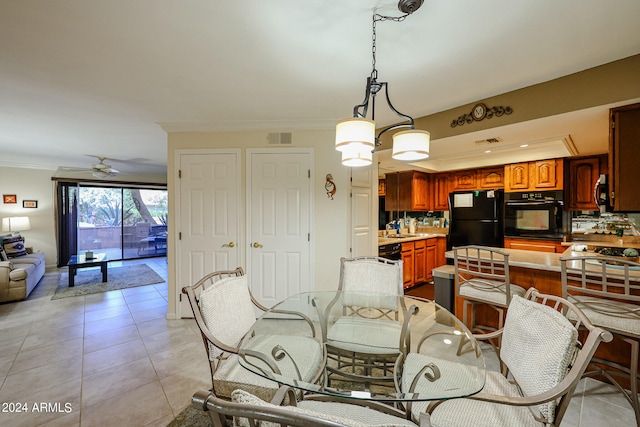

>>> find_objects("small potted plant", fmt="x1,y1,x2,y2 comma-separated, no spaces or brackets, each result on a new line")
622,248,639,263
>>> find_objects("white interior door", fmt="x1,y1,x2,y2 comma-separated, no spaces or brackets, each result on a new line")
350,164,377,257
247,149,312,308
177,150,241,317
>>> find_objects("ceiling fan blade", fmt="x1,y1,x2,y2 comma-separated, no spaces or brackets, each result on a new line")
60,166,92,171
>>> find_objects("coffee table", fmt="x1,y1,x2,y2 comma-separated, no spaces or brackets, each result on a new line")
67,253,108,287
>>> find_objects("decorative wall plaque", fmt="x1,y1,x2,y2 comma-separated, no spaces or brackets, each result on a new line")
451,103,513,127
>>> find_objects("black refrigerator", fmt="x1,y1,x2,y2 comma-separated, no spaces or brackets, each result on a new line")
448,189,504,250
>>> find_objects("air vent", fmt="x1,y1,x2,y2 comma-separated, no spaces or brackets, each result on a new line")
475,137,503,145
267,132,292,145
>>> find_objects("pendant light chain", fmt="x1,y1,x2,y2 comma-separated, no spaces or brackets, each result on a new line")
371,13,409,81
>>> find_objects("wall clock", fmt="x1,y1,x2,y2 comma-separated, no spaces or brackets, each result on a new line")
472,103,487,121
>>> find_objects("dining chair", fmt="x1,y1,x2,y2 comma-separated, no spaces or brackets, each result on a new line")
561,255,640,427
324,256,405,388
192,386,419,427
182,267,324,401
453,245,526,334
413,288,612,427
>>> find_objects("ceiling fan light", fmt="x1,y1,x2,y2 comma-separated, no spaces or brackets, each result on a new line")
335,118,375,153
92,171,111,179
341,146,373,167
392,129,430,161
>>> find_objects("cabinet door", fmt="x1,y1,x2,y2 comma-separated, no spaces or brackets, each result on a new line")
568,157,599,210
384,173,399,211
414,240,426,284
505,162,529,191
425,239,437,281
435,236,447,268
450,170,477,191
610,103,640,211
411,172,430,211
378,178,386,196
532,159,562,190
432,173,450,211
478,167,504,189
401,242,414,288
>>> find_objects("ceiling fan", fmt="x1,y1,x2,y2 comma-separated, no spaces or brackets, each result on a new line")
60,156,120,178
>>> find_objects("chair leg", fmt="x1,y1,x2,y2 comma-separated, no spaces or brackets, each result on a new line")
629,338,640,427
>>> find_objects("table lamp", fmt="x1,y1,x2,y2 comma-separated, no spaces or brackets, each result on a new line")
2,216,31,233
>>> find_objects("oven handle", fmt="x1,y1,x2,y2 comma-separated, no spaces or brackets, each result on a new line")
505,200,560,206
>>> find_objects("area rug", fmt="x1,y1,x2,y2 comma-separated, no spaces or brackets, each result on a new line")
166,405,210,427
52,264,164,299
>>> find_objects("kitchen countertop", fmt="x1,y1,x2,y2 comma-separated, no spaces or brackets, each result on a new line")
378,233,447,246
446,246,640,276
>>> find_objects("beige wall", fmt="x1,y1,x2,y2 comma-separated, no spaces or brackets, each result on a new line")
378,54,640,148
0,166,57,269
166,130,353,318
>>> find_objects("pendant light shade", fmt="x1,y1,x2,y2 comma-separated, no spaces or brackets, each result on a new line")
392,129,430,161
341,145,373,167
335,118,376,153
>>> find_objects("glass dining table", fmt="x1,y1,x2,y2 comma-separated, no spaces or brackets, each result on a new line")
238,291,485,403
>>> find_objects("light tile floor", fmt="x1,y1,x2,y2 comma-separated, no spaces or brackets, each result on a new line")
0,259,636,426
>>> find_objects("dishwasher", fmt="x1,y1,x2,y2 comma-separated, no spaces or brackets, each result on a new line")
378,243,401,260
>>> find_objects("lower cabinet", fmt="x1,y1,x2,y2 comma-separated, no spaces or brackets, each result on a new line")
503,238,565,253
401,237,447,289
414,240,427,283
401,242,415,289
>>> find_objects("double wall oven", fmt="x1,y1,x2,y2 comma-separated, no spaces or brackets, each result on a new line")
503,190,569,240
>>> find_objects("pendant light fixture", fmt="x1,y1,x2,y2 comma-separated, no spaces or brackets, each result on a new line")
335,0,429,167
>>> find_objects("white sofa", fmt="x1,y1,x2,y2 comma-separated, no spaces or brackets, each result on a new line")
0,251,46,302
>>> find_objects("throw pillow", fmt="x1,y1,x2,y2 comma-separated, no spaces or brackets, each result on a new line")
0,245,7,261
3,235,27,258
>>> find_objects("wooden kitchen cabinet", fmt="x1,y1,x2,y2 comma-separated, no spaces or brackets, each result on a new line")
385,171,430,211
431,173,450,211
566,156,602,210
503,238,565,253
449,169,477,191
425,238,437,282
609,103,640,211
378,178,386,196
478,167,505,189
401,242,415,288
414,240,426,283
505,158,563,191
436,236,447,268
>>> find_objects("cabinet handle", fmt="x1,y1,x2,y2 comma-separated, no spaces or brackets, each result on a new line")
222,242,235,248
252,242,263,248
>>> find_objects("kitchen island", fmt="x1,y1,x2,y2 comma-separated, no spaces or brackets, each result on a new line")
446,246,640,390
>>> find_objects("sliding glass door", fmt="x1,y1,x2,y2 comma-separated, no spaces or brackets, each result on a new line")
56,182,167,266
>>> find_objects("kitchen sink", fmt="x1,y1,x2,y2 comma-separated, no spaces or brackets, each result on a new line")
384,233,431,238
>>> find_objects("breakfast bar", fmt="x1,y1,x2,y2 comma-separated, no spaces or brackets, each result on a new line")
446,245,640,390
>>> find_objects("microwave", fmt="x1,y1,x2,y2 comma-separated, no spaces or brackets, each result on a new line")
504,191,569,239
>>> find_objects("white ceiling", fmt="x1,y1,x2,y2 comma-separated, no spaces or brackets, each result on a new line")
0,1,639,178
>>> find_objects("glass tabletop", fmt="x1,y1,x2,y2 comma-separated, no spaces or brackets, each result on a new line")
68,252,107,265
238,291,485,402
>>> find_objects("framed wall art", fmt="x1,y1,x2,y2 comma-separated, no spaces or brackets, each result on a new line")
23,200,38,208
3,194,17,204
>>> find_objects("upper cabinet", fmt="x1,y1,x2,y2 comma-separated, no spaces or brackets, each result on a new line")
449,170,477,192
432,173,450,211
378,178,386,196
478,167,505,189
505,158,563,192
385,171,430,211
610,103,640,211
566,156,605,211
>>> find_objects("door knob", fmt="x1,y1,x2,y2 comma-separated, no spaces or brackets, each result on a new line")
222,242,235,248
252,242,263,248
